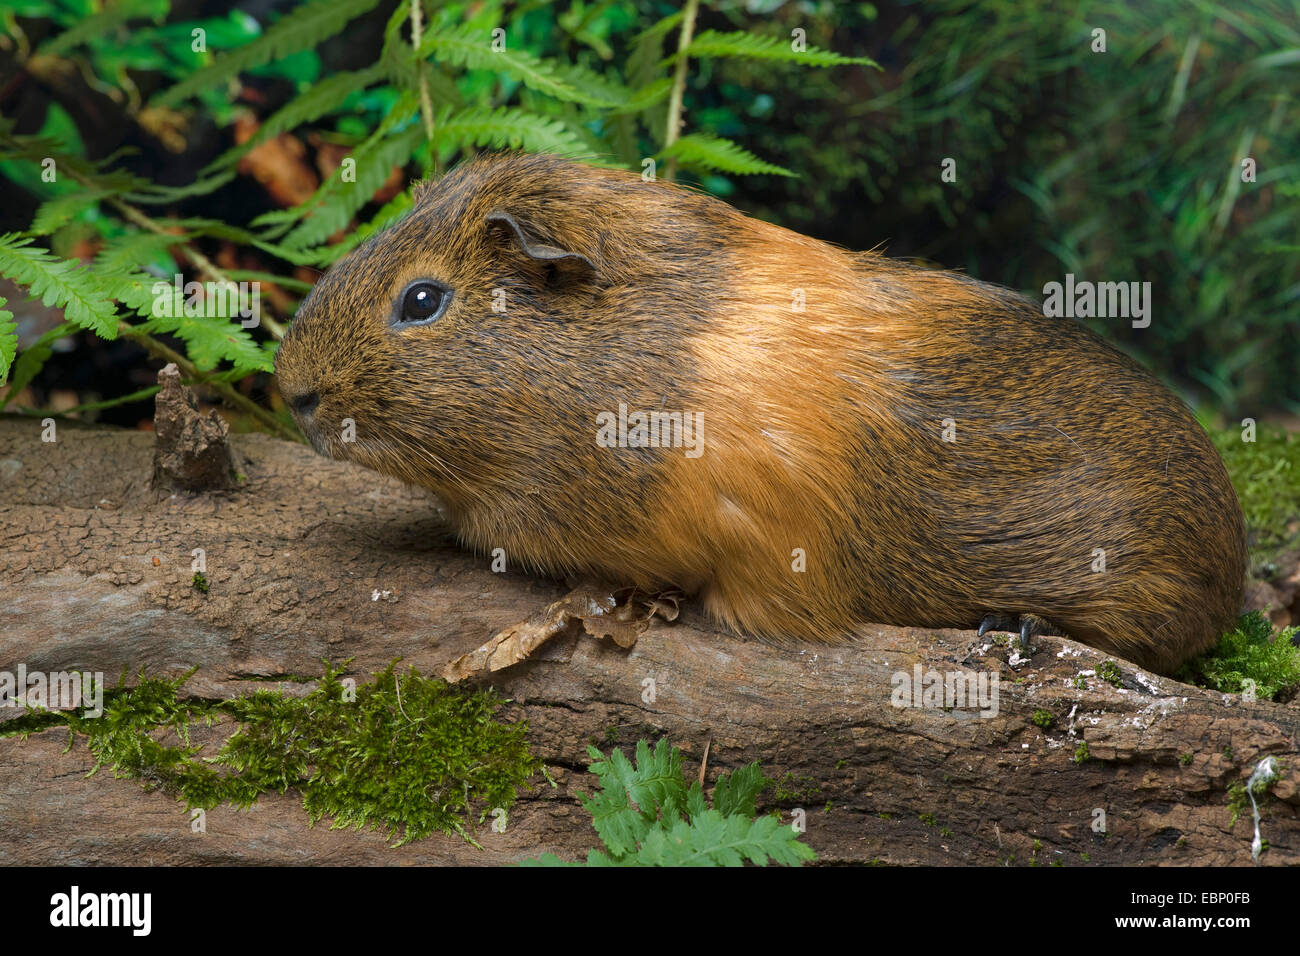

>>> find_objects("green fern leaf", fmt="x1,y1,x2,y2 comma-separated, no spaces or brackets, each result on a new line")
631,11,684,46
36,0,163,59
138,301,272,374
96,269,172,319
420,24,624,107
0,132,149,196
657,134,794,177
0,297,15,384
93,231,186,274
609,77,672,116
282,124,423,250
157,219,327,266
0,234,118,337
681,30,880,69
153,0,383,107
578,739,689,860
203,64,387,173
310,189,414,265
636,809,815,867
712,761,767,818
435,106,589,156
250,93,419,243
29,189,108,236
126,169,238,204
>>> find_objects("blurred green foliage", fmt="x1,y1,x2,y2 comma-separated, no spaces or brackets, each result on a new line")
1214,422,1300,568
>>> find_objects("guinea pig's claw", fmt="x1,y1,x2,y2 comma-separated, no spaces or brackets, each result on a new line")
1018,618,1035,655
977,613,1015,639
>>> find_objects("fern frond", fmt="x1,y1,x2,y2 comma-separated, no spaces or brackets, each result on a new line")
136,301,272,374
608,77,672,116
528,739,815,867
420,24,625,107
93,231,186,274
222,270,315,294
579,739,688,859
153,0,384,107
0,297,15,384
35,0,163,59
125,169,238,204
680,30,880,69
310,189,414,265
634,810,816,867
0,133,148,195
29,189,108,236
0,234,118,337
657,133,794,177
711,762,767,818
203,65,388,173
435,106,589,156
281,124,423,250
247,93,419,244
631,11,684,45
96,269,171,319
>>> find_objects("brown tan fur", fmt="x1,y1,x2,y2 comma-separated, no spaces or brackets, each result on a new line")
274,152,1247,674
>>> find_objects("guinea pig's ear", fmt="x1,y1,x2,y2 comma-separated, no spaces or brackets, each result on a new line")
484,210,597,281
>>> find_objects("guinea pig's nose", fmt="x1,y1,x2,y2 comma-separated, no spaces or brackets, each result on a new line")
284,389,320,419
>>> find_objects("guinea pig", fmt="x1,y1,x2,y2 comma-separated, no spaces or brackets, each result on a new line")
274,151,1247,675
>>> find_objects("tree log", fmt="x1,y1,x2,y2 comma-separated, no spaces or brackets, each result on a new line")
1,417,1296,866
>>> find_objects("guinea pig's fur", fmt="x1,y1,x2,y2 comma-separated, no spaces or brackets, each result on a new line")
275,151,1247,674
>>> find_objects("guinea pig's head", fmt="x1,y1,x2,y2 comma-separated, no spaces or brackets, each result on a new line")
274,152,732,504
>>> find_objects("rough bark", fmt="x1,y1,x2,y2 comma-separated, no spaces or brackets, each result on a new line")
1,416,1296,866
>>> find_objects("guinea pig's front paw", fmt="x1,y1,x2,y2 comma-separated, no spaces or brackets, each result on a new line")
441,583,677,682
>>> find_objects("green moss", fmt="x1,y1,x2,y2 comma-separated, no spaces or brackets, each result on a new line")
1180,753,1194,766
919,812,937,826
1212,424,1300,566
1031,709,1055,729
1177,611,1300,701
1227,761,1280,827
11,662,540,847
940,826,953,838
1097,661,1123,687
835,758,847,770
191,571,209,593
1073,742,1091,764
1080,851,1091,863
771,772,822,803
1072,675,1087,690
1226,781,1248,826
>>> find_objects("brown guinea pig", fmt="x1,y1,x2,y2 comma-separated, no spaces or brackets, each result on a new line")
274,151,1247,675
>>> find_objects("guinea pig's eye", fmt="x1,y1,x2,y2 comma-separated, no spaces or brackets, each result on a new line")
392,280,451,327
